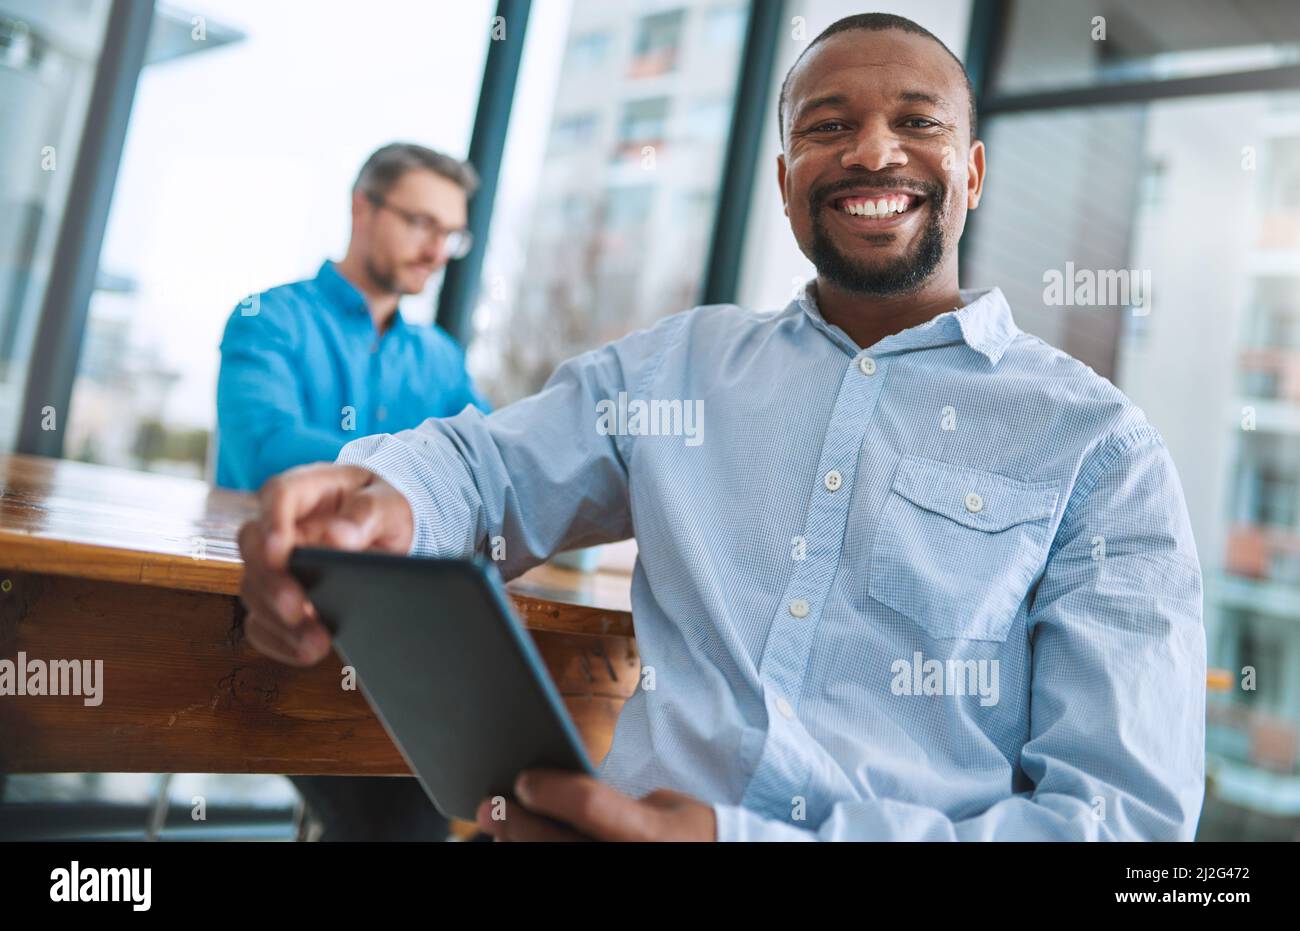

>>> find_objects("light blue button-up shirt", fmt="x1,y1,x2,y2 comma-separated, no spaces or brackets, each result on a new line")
336,283,1206,841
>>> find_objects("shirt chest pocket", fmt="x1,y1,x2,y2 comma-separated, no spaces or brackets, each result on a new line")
868,455,1060,642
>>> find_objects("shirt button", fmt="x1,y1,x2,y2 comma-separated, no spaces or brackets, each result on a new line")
788,598,810,619
775,697,795,720
964,492,984,513
858,356,877,376
823,469,842,492
376,406,388,422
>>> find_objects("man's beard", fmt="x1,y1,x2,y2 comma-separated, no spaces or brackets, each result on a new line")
808,188,948,297
365,257,420,295
364,257,397,294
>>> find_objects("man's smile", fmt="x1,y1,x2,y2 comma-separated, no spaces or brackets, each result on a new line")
825,189,928,234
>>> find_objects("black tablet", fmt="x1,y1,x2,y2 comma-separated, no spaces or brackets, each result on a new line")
287,547,594,822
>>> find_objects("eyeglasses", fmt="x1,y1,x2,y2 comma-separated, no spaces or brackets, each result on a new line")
368,196,474,260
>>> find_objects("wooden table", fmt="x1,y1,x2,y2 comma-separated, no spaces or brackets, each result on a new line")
0,453,637,775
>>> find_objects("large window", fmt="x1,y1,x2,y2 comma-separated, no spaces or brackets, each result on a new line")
993,0,1300,95
467,0,750,406
0,0,111,451
966,0,1300,840
62,0,493,477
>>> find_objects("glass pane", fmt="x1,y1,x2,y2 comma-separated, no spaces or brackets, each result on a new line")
467,0,750,406
0,0,111,452
994,0,1300,95
3,773,299,840
64,0,493,477
964,90,1300,839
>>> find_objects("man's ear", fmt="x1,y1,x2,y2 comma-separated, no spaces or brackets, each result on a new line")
349,190,375,246
352,189,376,228
966,140,986,210
777,153,789,217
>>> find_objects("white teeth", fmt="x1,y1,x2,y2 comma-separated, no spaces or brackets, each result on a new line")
841,196,910,217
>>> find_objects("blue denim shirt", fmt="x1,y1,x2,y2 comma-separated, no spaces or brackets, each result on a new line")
216,260,488,491
336,283,1206,841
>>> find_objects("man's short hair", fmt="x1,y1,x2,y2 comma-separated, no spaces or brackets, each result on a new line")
777,13,977,149
352,142,480,201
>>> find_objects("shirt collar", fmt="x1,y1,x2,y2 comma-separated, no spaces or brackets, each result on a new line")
794,279,1019,365
314,260,408,331
315,260,368,316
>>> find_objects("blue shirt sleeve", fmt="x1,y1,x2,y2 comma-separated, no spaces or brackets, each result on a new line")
216,301,349,491
714,427,1206,841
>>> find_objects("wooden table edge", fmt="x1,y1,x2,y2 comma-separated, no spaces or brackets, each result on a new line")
0,531,635,638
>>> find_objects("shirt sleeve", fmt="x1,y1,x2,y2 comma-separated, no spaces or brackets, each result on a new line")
217,302,348,490
714,426,1207,841
335,313,684,580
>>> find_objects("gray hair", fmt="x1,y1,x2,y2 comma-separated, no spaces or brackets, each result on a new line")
352,142,480,200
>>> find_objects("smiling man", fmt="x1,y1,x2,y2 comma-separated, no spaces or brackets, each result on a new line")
236,14,1206,841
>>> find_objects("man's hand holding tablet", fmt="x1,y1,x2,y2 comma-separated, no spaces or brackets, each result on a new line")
236,462,717,842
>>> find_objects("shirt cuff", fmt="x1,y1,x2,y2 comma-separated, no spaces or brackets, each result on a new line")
713,803,819,842
334,432,473,558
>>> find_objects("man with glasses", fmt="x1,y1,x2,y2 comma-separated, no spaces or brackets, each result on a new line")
216,142,489,840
